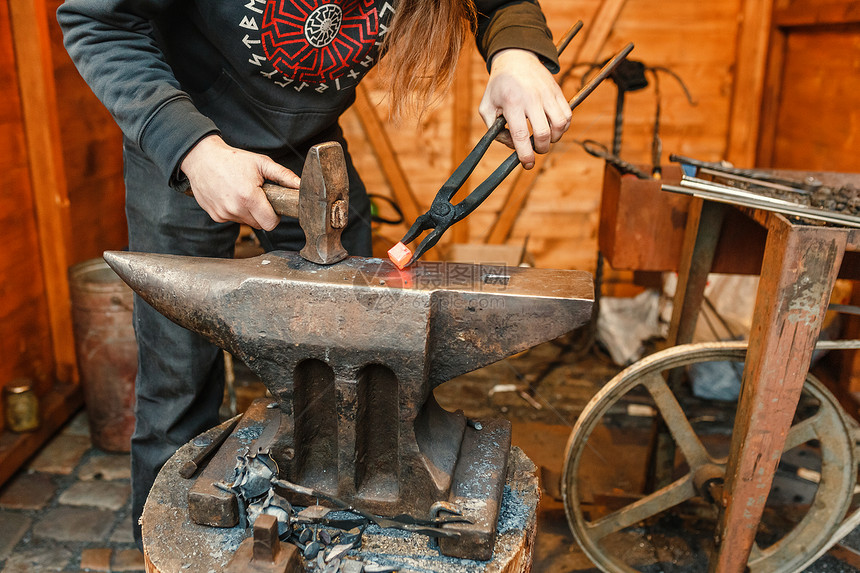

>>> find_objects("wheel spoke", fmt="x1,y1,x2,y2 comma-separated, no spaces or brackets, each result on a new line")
641,373,710,467
783,414,820,452
748,541,766,564
564,344,857,573
587,474,697,539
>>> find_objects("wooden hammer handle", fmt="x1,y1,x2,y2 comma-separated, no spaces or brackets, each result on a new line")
261,183,299,219
183,183,300,219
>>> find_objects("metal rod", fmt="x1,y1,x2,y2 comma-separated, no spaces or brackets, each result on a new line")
612,88,625,156
681,176,806,208
557,20,584,56
662,178,860,229
698,167,811,196
669,153,821,192
569,42,635,110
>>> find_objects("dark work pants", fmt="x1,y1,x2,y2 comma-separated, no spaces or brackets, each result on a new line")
123,130,371,551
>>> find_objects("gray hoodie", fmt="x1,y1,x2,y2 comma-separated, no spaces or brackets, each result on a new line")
57,0,559,188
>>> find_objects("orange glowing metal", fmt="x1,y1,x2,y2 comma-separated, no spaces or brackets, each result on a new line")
387,242,413,269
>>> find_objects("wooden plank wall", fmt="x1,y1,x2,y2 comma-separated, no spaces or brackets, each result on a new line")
758,0,860,171
0,0,55,415
3,0,856,476
0,0,123,458
343,0,744,272
46,0,127,266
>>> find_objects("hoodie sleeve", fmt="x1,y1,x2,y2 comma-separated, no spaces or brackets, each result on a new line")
474,0,560,73
57,0,219,187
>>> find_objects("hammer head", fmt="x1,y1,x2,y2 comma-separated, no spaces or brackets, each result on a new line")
298,142,349,265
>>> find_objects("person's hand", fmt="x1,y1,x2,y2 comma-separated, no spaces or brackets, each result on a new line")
180,134,301,230
479,48,572,170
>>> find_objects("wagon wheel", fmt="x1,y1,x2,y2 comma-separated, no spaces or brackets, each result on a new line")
562,341,858,573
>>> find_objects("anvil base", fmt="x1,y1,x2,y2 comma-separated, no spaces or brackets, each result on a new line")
143,418,539,573
189,398,511,560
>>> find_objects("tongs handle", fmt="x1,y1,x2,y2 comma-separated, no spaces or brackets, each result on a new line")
435,20,585,205
397,27,635,267
455,42,635,223
397,22,584,261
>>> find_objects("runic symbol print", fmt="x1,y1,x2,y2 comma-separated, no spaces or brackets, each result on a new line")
305,4,343,47
261,0,380,83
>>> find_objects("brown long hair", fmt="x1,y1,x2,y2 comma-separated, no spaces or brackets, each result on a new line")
380,0,477,117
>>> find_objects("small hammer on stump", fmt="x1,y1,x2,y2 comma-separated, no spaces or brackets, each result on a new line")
225,514,303,573
187,141,350,265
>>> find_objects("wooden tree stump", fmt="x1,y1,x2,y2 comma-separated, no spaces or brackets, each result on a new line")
142,421,539,573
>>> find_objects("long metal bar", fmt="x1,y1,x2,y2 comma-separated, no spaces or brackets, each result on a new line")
663,178,860,229
698,167,811,195
669,153,822,192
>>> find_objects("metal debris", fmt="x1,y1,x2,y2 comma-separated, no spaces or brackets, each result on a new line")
304,541,322,560
299,505,332,520
325,543,354,563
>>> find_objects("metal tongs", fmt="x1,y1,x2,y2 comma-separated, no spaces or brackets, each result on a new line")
397,28,634,267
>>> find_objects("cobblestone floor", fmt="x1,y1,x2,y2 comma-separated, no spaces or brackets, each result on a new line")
0,412,143,573
2,339,860,572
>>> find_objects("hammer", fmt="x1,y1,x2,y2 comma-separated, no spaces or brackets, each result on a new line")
188,141,350,265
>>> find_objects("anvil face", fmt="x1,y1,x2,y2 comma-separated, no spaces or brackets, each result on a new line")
105,250,593,559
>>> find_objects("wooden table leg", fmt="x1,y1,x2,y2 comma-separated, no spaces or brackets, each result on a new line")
668,199,727,347
711,221,847,573
649,200,726,491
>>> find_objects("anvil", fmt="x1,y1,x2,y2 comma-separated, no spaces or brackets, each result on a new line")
105,250,593,559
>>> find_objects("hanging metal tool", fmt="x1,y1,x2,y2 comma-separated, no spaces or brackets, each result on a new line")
605,58,649,156
573,138,651,178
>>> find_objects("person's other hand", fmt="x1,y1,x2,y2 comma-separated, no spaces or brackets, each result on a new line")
180,134,301,230
479,48,571,170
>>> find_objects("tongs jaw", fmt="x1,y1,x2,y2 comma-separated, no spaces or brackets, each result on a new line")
396,36,635,267
399,123,503,265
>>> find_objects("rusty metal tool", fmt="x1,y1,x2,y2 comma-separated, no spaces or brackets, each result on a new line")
225,514,303,573
396,39,634,267
187,141,349,265
273,478,465,538
104,249,593,560
179,414,242,479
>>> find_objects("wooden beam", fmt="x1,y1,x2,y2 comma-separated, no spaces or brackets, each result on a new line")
724,0,774,167
572,0,629,65
714,223,846,573
773,0,860,27
352,85,423,226
449,47,474,244
9,0,77,384
754,27,787,167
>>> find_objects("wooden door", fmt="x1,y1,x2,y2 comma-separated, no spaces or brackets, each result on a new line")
755,0,860,402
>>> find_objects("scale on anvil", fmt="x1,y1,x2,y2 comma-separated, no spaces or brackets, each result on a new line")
105,250,594,566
